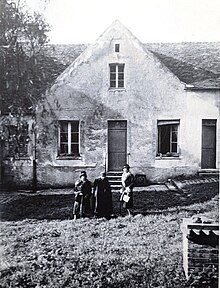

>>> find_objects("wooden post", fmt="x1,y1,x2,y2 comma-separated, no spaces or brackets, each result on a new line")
181,219,189,279
0,140,2,188
32,118,37,193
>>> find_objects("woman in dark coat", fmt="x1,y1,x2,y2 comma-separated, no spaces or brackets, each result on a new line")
73,171,92,220
93,172,113,219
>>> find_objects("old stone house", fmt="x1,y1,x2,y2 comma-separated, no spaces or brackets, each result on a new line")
1,20,220,188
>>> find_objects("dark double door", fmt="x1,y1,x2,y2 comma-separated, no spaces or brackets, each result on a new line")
108,120,127,171
201,119,216,169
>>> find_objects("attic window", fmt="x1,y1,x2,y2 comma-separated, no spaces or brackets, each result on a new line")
109,63,124,88
115,44,120,52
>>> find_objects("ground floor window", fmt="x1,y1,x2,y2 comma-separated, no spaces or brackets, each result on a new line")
8,124,29,157
157,120,180,157
58,121,80,157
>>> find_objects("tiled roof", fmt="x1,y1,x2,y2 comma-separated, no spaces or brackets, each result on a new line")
43,42,220,89
43,44,87,66
144,42,220,89
0,49,67,114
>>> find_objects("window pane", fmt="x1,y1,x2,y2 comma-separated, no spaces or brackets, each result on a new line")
172,125,178,132
110,81,116,88
110,65,116,72
172,143,177,153
158,125,170,154
60,122,68,133
172,131,178,142
118,73,124,80
71,132,79,143
71,144,79,155
71,122,79,132
60,133,68,142
110,73,116,81
118,65,124,73
61,144,68,154
118,81,124,88
115,44,120,52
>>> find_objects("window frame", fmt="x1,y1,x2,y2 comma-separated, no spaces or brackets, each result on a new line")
157,120,180,157
58,120,80,158
7,124,29,158
109,63,125,89
115,43,120,52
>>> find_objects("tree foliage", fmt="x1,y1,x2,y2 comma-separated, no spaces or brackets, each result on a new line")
0,0,67,189
0,0,51,114
0,1,66,162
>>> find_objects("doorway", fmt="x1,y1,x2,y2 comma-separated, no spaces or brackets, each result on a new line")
108,120,127,171
201,119,216,169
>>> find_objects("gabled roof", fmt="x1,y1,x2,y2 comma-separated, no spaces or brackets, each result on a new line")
43,33,220,90
49,20,155,86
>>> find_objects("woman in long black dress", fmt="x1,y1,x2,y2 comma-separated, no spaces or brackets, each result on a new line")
93,172,113,219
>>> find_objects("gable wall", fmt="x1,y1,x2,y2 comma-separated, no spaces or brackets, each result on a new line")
35,33,203,186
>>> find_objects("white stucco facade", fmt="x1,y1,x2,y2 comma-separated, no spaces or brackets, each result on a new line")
2,21,219,188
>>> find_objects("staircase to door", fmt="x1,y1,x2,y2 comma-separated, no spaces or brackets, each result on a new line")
107,171,122,192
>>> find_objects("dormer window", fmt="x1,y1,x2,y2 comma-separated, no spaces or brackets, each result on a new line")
115,44,120,52
109,63,125,88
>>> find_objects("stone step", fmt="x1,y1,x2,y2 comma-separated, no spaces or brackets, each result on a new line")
198,173,219,177
110,186,121,190
107,171,122,176
107,171,122,186
198,169,219,177
108,180,121,185
107,175,122,179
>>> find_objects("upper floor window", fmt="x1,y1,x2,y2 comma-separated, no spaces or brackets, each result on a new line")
109,63,125,88
7,124,29,157
157,120,180,157
115,44,120,52
58,121,80,157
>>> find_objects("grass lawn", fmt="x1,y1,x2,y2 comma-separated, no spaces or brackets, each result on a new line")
0,182,218,220
0,182,219,287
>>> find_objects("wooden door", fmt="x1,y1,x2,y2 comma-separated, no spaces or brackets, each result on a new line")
201,119,216,169
108,120,127,171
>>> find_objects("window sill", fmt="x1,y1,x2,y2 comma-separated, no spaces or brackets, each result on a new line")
108,88,126,92
5,156,30,160
56,156,82,160
155,156,181,160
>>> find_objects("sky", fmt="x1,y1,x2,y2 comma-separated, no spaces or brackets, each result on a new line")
26,0,220,44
